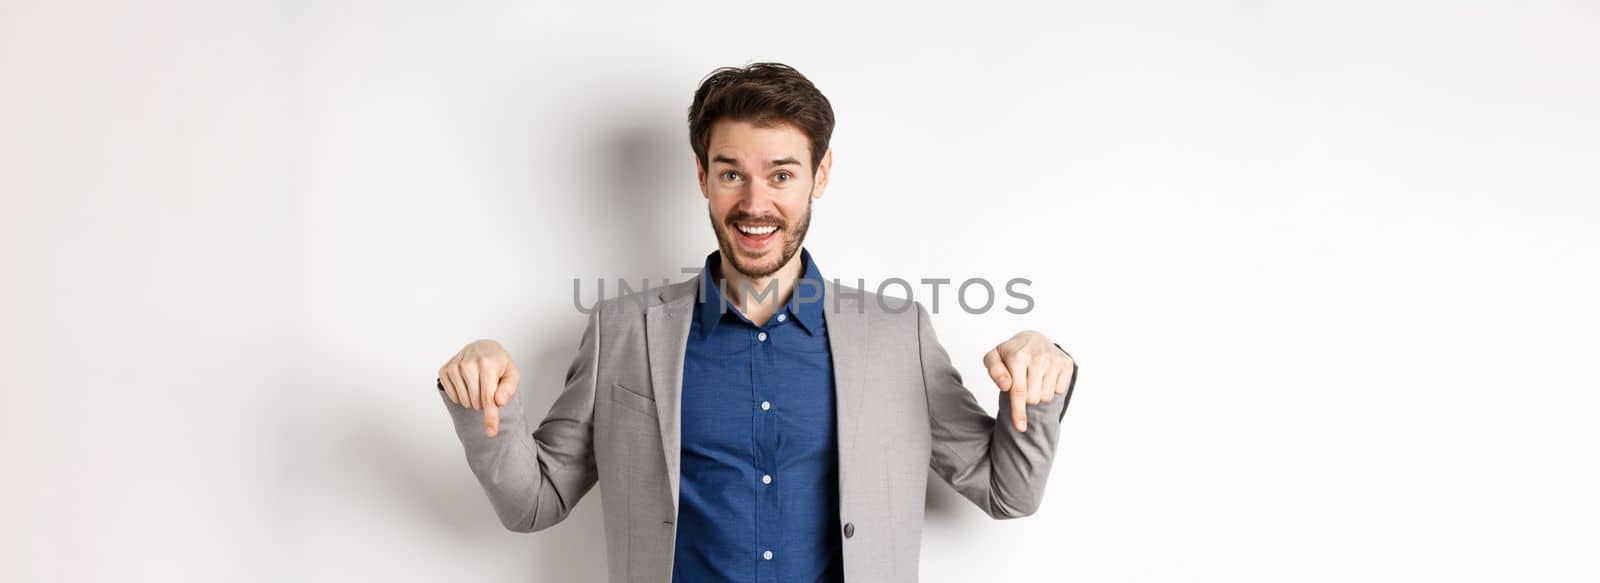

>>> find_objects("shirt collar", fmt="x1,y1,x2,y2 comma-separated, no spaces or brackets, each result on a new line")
697,247,827,337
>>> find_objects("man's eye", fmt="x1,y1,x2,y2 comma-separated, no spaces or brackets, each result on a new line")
721,171,740,181
774,172,791,182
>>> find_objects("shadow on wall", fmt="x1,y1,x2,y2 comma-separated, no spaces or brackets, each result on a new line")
278,339,611,580
570,110,703,287
505,117,694,577
275,86,698,576
505,118,694,577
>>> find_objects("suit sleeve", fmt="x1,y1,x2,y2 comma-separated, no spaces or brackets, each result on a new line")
436,307,602,532
917,301,1076,519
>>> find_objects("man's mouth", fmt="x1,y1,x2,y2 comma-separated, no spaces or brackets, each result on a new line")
732,222,781,250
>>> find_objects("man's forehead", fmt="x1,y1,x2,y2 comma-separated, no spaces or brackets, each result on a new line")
708,120,810,162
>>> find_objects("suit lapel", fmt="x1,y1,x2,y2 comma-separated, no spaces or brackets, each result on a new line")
823,281,869,467
646,277,696,517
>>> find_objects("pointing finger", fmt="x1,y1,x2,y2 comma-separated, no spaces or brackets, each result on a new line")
1005,354,1029,432
481,363,500,437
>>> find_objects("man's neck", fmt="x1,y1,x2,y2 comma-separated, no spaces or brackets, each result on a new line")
714,251,805,328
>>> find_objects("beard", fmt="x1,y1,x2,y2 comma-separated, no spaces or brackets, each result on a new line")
709,196,812,279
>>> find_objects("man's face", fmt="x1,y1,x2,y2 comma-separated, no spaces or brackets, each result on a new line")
698,118,832,278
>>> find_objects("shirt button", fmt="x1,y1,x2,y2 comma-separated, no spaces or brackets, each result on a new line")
761,401,771,411
762,474,772,485
843,522,855,539
777,313,786,322
757,332,768,341
763,550,773,560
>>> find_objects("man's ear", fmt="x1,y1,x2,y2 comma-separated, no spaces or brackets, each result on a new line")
812,148,833,200
695,154,709,199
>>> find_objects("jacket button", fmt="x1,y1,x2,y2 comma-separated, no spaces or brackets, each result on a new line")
843,522,855,539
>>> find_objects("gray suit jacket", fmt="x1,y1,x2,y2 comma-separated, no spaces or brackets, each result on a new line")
439,274,1076,582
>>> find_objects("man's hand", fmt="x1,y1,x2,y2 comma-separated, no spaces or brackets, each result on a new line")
983,330,1076,433
438,339,521,438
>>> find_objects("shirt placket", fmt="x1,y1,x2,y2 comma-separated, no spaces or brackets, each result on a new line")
752,318,781,583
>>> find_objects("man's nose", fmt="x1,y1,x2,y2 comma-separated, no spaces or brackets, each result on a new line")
735,180,780,211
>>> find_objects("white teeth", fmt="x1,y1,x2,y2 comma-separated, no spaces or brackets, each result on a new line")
737,224,778,236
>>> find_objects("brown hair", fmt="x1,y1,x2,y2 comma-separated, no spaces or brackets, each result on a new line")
688,62,835,173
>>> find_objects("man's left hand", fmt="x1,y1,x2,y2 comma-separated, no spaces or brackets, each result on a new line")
983,330,1076,433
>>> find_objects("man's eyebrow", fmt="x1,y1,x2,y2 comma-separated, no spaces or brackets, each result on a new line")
711,155,802,168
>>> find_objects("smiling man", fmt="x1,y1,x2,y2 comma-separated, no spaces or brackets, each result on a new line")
436,62,1079,583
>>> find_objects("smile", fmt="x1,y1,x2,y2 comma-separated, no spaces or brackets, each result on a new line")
732,222,781,249
736,224,779,236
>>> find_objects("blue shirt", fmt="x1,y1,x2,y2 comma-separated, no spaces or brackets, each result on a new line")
672,247,844,583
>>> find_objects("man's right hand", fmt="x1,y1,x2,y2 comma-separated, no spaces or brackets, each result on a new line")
438,339,520,438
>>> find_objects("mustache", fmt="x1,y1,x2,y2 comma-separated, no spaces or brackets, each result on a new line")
724,212,785,228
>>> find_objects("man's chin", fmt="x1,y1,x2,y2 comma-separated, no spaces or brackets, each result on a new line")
729,256,778,278
725,246,785,277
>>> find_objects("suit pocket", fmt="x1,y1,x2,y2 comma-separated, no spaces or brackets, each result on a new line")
611,382,658,417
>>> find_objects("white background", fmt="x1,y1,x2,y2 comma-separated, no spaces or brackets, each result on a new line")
3,1,1597,581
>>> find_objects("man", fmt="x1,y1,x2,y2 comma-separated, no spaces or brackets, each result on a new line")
436,62,1079,583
